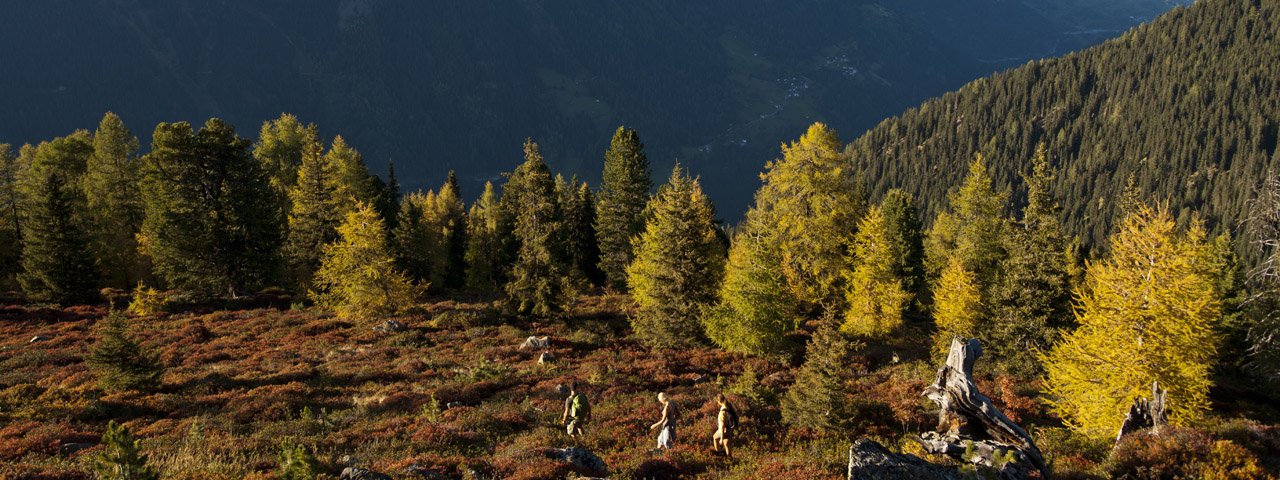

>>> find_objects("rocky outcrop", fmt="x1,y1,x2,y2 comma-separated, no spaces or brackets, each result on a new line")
546,446,607,475
847,439,962,480
339,467,392,480
520,336,550,349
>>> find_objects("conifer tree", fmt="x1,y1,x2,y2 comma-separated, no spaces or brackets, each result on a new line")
504,140,568,316
254,113,320,194
595,126,652,291
278,438,319,480
87,310,162,392
842,206,912,337
94,420,159,480
782,324,858,433
18,133,98,304
559,175,603,290
392,191,438,284
988,146,1073,375
326,135,380,215
284,140,341,293
313,202,420,319
139,119,283,298
0,144,19,285
1043,205,1222,440
925,156,1009,286
932,257,982,354
703,214,797,356
432,172,467,289
879,189,927,312
85,113,147,288
465,182,504,293
627,165,725,348
380,160,402,230
754,122,865,309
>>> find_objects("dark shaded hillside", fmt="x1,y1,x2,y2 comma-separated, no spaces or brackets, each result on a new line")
0,0,1183,214
846,0,1280,253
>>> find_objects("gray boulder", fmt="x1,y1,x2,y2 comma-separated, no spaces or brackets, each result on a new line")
520,336,550,349
847,439,961,480
373,319,407,334
538,351,555,364
340,467,392,480
547,446,607,474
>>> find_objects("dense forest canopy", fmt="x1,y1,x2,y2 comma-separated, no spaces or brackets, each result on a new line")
846,0,1280,255
0,0,1186,215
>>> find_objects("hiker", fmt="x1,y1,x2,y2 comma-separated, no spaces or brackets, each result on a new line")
561,380,590,437
649,392,678,450
712,393,739,459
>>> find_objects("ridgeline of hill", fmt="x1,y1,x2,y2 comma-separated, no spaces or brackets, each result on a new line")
846,0,1280,255
0,0,1185,215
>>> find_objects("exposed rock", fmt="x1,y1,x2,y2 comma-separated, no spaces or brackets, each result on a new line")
340,467,392,480
373,319,406,334
446,401,465,409
401,463,449,479
1115,381,1169,446
918,337,1045,479
521,336,550,349
538,351,555,364
59,442,95,455
547,446,607,475
29,335,51,343
847,439,962,480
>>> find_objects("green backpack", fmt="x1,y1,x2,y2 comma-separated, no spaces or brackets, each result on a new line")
570,393,591,420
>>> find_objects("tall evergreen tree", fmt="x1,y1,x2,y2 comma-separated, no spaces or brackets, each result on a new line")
326,135,380,216
283,140,342,293
17,133,98,304
782,324,858,433
433,172,467,289
392,191,437,284
988,145,1074,375
627,165,725,348
84,113,147,288
313,202,420,319
504,140,568,316
754,122,865,309
841,206,912,338
465,181,504,293
1043,205,1222,440
559,175,603,290
139,119,283,298
703,213,797,356
595,126,651,291
879,189,927,313
925,156,1009,286
0,144,23,286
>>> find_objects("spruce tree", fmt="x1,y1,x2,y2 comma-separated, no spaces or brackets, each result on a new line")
988,146,1073,375
284,140,342,293
278,438,319,480
433,172,468,290
87,310,162,392
464,182,503,293
380,160,402,230
782,324,858,433
392,191,437,284
504,140,568,316
139,119,283,298
1043,205,1222,440
559,175,603,290
0,144,19,285
18,133,98,304
703,214,797,356
313,202,420,320
94,420,159,480
85,113,146,288
841,206,912,337
627,165,725,348
595,126,651,291
754,122,864,309
879,189,927,313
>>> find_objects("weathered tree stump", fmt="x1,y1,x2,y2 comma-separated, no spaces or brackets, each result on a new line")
919,337,1046,479
1115,381,1168,446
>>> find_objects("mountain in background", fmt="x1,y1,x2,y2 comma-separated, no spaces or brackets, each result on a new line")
0,0,1187,214
845,0,1279,255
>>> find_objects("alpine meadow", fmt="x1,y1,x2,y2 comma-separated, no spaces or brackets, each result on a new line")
3,1,1280,479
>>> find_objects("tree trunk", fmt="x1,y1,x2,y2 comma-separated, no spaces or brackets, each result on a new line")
1115,381,1168,446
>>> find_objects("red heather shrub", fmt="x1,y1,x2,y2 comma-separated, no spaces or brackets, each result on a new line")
0,420,97,461
231,381,313,423
1107,426,1270,479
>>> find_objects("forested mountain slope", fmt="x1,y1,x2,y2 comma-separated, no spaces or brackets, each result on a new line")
0,0,1183,213
846,0,1280,252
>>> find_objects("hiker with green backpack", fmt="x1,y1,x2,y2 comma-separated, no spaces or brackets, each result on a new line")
561,380,591,438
